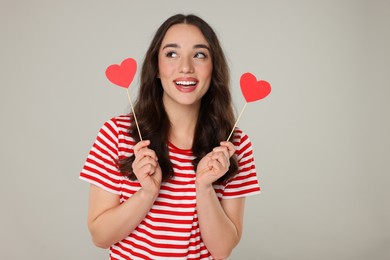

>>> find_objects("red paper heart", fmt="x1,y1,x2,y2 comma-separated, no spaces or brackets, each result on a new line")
240,72,271,102
105,58,137,88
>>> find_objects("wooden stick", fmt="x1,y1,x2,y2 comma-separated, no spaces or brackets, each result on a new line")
126,88,143,141
226,102,247,141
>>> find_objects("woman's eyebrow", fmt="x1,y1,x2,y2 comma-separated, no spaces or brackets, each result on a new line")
162,43,210,50
162,43,179,49
193,44,210,51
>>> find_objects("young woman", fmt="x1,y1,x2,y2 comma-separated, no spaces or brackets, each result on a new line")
80,14,260,260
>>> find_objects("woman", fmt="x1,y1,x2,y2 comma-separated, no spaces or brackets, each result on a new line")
80,14,260,260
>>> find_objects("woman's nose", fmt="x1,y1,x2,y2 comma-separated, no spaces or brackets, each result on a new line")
179,56,194,74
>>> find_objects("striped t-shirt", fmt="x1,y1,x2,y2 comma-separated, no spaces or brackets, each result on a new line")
80,115,260,259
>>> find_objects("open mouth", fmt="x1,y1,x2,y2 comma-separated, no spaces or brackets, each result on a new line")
174,80,198,87
173,79,199,93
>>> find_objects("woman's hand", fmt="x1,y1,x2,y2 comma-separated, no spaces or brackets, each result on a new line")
196,141,235,187
132,140,162,196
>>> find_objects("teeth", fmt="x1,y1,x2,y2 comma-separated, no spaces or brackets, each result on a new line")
175,81,197,86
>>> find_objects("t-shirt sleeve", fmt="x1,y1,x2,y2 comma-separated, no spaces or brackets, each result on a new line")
79,118,122,195
222,130,261,199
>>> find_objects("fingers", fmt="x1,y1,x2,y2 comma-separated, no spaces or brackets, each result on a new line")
219,141,236,157
212,147,229,163
135,156,158,176
132,140,159,177
211,142,235,166
203,142,236,175
133,140,157,161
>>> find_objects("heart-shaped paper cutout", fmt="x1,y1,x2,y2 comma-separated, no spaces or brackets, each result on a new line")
240,72,271,102
105,58,137,88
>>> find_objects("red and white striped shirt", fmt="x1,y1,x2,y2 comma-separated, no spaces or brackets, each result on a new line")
80,115,260,259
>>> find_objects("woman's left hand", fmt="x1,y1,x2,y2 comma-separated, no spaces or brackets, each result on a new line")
196,141,235,186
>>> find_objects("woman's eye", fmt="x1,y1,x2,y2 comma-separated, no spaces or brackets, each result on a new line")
165,51,177,58
194,52,207,59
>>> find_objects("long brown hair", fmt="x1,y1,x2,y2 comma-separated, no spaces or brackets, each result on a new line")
119,14,238,183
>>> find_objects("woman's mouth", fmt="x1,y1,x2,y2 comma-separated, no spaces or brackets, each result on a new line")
174,79,198,92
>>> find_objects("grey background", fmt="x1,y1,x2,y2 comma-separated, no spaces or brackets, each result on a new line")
1,0,389,259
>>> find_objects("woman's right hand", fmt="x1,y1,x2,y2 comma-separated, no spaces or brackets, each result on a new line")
132,140,162,196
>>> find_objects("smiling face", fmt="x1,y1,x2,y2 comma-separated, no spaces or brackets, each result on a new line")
158,23,213,111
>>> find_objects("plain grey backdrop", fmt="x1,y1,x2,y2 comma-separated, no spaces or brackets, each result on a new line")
1,0,389,259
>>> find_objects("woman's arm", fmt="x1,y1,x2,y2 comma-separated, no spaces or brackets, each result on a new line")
87,184,158,248
87,140,162,248
196,141,245,259
195,185,245,259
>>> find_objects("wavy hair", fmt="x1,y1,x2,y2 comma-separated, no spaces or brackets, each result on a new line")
119,14,238,183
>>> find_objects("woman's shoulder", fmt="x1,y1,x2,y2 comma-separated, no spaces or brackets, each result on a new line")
231,127,255,158
101,114,131,132
108,114,132,126
98,114,137,151
96,114,133,141
231,127,252,145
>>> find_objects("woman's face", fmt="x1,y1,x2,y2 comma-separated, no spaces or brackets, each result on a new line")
158,23,213,110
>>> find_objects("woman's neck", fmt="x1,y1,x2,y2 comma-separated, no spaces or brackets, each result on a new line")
164,101,200,150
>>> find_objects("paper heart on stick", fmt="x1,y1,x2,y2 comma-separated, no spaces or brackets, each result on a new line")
105,58,137,88
104,57,143,140
240,72,271,102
